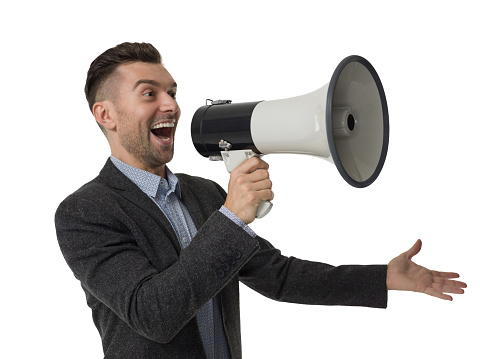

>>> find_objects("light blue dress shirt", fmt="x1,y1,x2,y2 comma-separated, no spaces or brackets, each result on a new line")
110,156,255,358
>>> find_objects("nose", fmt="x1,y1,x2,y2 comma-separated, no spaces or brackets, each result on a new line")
159,92,179,114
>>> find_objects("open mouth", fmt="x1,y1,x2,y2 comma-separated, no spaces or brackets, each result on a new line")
150,121,175,142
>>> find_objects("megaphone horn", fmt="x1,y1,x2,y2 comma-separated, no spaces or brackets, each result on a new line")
191,55,389,218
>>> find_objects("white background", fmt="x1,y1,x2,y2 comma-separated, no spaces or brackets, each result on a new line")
1,1,478,358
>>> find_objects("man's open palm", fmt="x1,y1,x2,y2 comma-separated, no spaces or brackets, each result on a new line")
386,239,467,300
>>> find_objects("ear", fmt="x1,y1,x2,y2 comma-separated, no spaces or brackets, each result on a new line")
92,101,117,131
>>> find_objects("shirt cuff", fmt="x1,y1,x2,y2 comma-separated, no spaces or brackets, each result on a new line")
219,206,256,238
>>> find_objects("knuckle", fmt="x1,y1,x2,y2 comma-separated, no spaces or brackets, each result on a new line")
230,166,242,177
267,189,274,199
241,183,251,193
236,174,248,185
252,157,262,165
245,192,256,203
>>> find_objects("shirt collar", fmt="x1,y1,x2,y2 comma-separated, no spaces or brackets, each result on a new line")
110,156,181,199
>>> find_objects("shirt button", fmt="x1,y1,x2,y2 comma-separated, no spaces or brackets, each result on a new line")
182,237,188,243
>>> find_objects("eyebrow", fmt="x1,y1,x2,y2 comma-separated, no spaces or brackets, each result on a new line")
133,79,177,91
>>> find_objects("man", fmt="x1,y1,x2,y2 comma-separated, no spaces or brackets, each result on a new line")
55,42,466,359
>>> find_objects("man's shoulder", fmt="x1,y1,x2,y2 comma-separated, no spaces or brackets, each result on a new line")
68,175,110,199
56,159,125,211
56,174,113,213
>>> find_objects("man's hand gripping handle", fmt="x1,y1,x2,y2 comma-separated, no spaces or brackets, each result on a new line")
222,150,273,220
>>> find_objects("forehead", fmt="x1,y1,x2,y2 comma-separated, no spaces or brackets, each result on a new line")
115,62,176,89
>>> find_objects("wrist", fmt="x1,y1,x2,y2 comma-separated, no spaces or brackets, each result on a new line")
219,206,256,238
386,264,392,290
223,200,253,225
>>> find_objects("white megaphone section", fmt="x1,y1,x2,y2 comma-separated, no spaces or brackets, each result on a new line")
251,85,332,158
251,56,388,187
191,55,389,218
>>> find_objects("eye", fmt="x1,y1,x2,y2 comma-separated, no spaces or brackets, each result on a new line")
143,91,154,97
169,91,177,100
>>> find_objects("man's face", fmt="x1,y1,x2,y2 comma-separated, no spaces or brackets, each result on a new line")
108,62,180,174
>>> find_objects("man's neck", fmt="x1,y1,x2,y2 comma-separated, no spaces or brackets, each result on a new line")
110,152,167,179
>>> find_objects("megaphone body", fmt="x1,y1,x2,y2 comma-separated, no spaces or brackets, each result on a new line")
191,55,389,218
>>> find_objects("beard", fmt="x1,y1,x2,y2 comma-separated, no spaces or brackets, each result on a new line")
116,110,176,170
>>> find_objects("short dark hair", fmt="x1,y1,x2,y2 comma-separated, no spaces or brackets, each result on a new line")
85,42,162,112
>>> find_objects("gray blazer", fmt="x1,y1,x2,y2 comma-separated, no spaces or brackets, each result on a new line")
55,159,387,358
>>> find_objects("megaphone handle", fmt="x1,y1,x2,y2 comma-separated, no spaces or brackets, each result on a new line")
255,199,273,218
221,150,273,219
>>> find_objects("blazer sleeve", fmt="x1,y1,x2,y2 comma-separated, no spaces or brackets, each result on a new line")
194,177,388,308
55,193,260,344
240,236,388,308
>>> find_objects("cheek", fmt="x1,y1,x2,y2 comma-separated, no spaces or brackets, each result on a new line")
116,101,157,134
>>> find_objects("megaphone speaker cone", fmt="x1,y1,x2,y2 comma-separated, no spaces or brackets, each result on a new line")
326,55,389,188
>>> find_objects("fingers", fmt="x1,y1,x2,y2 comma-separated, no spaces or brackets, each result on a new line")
246,167,270,184
424,274,467,300
432,283,466,295
425,285,463,301
433,271,461,279
424,287,454,301
433,276,467,287
257,188,275,202
433,272,467,292
233,156,269,175
231,167,272,192
433,277,467,294
232,158,273,194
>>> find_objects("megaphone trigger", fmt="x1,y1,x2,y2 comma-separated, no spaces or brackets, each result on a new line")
221,149,257,173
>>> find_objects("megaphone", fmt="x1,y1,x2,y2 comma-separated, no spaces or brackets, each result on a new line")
191,55,389,218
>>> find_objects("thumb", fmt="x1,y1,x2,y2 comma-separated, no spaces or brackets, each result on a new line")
405,239,422,260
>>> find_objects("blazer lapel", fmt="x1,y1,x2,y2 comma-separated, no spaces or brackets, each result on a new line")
177,179,208,231
98,159,181,254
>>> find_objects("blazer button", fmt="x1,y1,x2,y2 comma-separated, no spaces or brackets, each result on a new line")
216,269,225,278
222,263,230,272
227,256,236,265
233,250,242,260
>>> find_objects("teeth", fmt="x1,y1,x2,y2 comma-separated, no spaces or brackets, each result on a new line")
151,121,175,130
